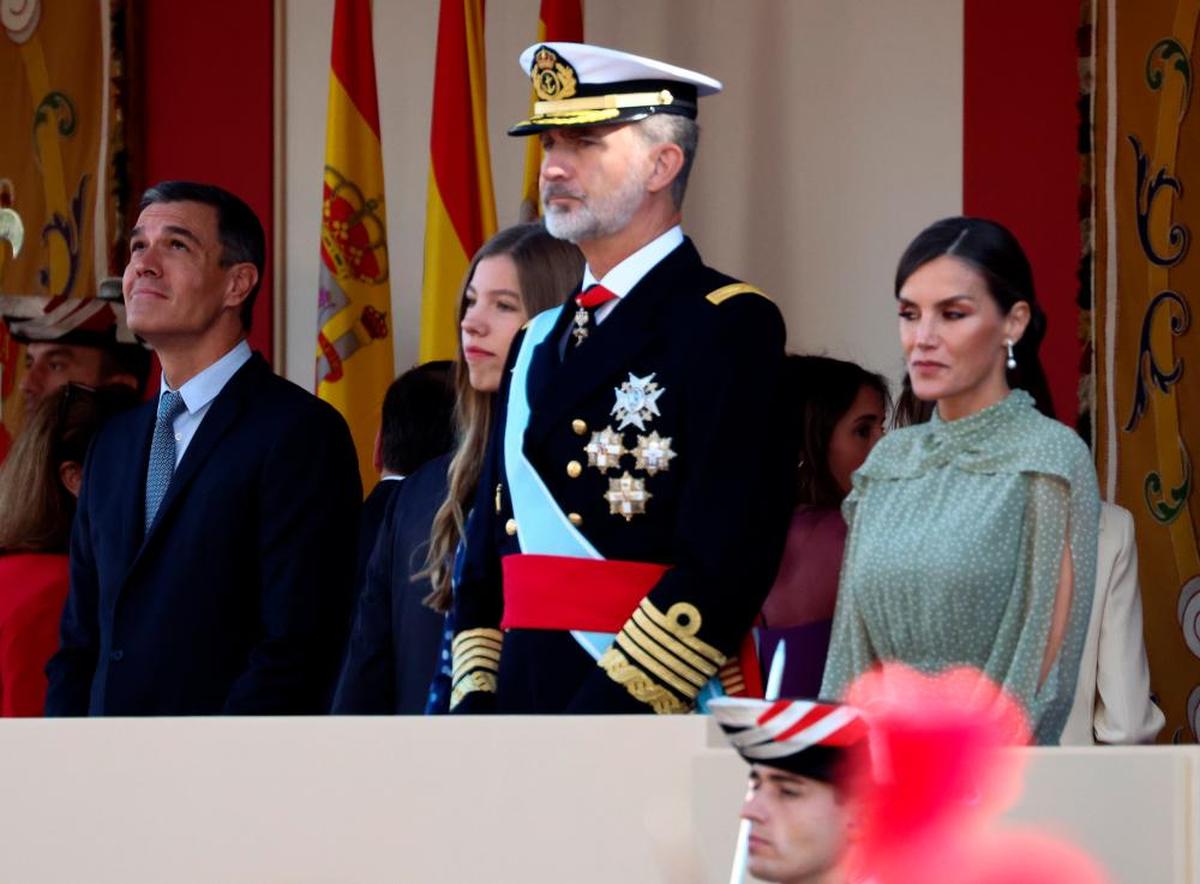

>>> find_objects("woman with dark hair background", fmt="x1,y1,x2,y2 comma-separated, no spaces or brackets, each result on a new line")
820,217,1101,744
757,354,888,696
0,383,139,716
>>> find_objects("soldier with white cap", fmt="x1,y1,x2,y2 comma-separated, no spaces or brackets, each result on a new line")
449,43,792,714
711,697,870,884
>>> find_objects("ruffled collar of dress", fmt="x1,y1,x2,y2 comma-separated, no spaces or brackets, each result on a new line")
926,388,1034,447
858,389,1037,480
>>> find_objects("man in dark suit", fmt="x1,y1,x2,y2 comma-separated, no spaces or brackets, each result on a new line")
450,44,791,714
332,448,454,714
45,181,361,715
355,360,454,594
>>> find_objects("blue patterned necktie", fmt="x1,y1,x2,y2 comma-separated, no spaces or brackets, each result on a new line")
144,390,186,532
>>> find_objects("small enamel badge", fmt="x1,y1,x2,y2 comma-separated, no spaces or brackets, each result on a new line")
612,372,664,431
605,471,652,521
584,427,628,472
633,432,676,476
571,304,590,345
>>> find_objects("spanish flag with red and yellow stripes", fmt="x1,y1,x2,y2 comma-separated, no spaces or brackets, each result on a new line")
316,0,394,494
419,0,497,363
519,0,584,220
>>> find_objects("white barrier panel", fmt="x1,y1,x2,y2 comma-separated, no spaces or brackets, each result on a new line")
0,717,1195,883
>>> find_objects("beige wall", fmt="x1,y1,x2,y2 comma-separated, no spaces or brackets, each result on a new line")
1,716,1195,882
283,0,962,388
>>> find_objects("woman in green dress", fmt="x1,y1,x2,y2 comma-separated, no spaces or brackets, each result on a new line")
820,217,1100,745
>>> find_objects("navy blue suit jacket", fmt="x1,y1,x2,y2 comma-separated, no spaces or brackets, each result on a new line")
332,452,450,714
45,352,362,715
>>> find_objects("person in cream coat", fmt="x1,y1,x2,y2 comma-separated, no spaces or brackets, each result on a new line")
1060,501,1165,744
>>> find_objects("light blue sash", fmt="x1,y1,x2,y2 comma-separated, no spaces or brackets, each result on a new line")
504,309,612,659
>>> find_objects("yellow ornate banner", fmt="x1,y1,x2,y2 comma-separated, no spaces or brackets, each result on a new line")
1095,0,1200,741
0,0,132,439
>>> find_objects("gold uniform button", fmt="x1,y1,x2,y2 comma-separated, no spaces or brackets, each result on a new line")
566,460,583,478
505,518,518,536
568,512,583,526
571,419,588,436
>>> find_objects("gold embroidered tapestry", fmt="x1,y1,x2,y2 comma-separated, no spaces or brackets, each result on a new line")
1094,0,1200,742
0,0,133,437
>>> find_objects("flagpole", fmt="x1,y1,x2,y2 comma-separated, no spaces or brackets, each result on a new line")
728,641,786,884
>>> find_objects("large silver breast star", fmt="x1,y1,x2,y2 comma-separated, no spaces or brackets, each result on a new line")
611,372,664,431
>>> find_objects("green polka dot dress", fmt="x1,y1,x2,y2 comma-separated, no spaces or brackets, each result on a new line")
819,390,1100,744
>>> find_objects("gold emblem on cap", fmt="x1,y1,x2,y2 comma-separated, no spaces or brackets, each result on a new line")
531,45,578,102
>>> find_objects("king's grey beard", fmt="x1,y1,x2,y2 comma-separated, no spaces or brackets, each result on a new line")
541,173,647,243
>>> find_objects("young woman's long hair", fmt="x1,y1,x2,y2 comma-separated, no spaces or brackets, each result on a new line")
422,224,584,611
0,383,140,553
893,216,1056,420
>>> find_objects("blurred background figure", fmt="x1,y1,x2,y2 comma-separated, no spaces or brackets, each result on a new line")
822,217,1101,744
0,383,139,716
332,222,582,714
355,360,456,594
758,354,888,697
0,293,151,466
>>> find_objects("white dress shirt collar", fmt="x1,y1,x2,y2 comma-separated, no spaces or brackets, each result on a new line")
580,225,684,299
160,338,253,415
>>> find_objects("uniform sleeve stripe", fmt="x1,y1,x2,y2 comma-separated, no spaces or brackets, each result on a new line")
630,609,721,677
453,636,503,656
638,600,726,666
614,633,701,699
622,622,709,688
452,648,502,675
452,627,503,650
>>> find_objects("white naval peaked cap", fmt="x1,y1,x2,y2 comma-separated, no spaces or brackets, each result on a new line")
509,41,723,136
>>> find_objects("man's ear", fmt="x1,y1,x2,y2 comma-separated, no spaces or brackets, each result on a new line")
645,141,685,198
224,263,259,311
59,460,84,498
1005,300,1031,345
372,426,383,473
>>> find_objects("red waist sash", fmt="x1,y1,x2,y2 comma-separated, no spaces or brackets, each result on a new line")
500,553,763,698
501,553,666,632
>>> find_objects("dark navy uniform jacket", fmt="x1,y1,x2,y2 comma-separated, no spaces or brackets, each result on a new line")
453,239,792,714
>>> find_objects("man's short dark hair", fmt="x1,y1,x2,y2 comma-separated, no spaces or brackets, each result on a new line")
139,181,266,331
381,361,455,476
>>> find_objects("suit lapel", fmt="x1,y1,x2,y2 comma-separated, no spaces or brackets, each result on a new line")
114,402,157,571
524,240,699,449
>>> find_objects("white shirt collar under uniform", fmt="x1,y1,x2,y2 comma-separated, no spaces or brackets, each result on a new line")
579,224,684,322
156,338,253,467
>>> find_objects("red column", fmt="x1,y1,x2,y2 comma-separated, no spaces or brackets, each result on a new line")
139,0,275,360
964,0,1083,425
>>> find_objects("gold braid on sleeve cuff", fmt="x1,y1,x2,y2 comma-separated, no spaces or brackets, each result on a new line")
598,599,727,714
449,627,503,709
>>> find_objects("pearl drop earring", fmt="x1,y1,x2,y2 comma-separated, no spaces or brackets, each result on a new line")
1005,339,1017,370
